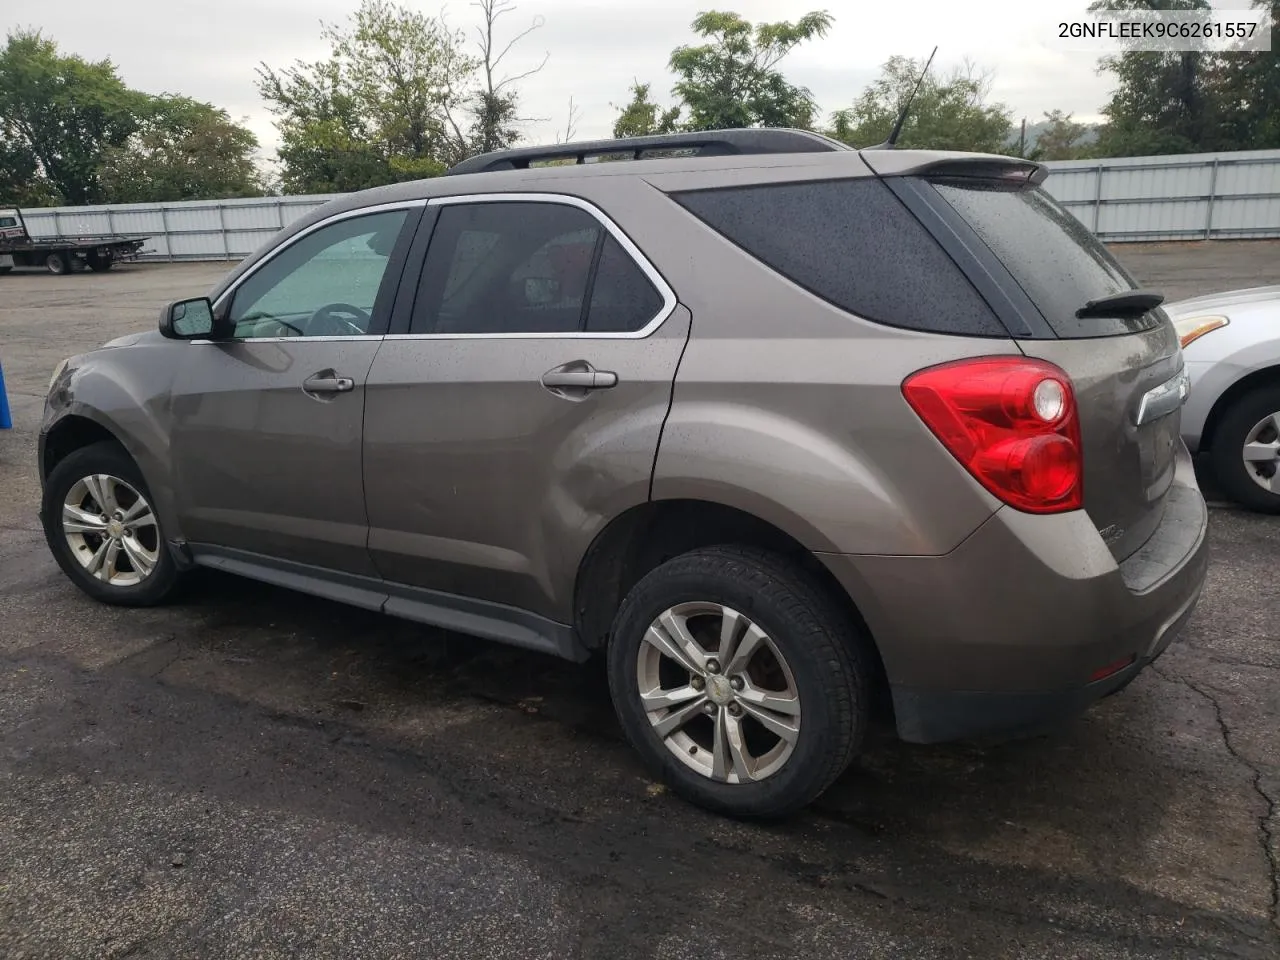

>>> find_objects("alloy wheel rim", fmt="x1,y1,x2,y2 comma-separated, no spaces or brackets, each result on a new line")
636,601,801,784
1241,411,1280,494
61,474,160,587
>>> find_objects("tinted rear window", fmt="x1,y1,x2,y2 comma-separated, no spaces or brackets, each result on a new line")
672,179,1004,337
930,181,1158,339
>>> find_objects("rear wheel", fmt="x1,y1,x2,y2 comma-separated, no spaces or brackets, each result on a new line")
607,545,871,818
1210,385,1280,513
45,252,68,275
87,250,114,272
41,441,183,605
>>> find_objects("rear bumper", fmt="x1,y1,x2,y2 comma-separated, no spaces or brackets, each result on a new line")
886,575,1201,742
819,443,1210,743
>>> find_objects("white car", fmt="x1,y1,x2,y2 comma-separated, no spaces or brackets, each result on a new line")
1166,286,1280,513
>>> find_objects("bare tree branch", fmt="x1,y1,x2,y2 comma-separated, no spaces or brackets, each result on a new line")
496,51,550,91
556,94,581,142
491,18,547,83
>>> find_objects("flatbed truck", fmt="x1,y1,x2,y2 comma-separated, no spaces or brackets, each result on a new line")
0,207,150,275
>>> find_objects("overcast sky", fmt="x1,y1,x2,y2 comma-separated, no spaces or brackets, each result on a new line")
7,0,1257,160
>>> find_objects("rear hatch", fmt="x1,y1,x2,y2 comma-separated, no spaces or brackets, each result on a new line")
884,162,1186,562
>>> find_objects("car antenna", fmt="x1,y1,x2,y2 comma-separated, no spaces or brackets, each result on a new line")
866,45,938,150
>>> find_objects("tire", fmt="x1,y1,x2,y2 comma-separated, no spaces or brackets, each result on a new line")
45,252,68,275
607,545,872,818
88,251,113,272
41,441,183,606
0,266,12,275
1209,385,1280,514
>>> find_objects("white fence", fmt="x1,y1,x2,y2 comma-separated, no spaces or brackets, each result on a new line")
18,148,1280,260
1042,148,1280,242
21,194,335,263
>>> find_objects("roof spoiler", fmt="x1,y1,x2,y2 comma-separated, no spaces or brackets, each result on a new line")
861,153,1049,187
917,157,1048,186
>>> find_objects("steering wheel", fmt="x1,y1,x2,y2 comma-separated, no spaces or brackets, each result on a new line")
309,302,371,337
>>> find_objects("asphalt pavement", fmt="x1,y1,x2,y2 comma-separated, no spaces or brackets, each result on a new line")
0,247,1277,959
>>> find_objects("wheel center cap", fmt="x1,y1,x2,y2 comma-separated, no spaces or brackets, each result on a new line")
706,675,734,706
106,520,124,539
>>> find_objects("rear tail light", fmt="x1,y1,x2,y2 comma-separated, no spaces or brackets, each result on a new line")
902,357,1083,514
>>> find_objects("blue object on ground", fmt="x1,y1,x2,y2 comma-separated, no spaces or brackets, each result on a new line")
0,361,11,429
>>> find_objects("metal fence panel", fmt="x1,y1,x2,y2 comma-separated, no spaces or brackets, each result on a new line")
1043,148,1280,241
17,148,1280,257
22,194,335,262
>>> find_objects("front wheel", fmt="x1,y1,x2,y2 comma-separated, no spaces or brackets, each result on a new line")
41,441,183,605
607,546,872,818
1209,386,1280,513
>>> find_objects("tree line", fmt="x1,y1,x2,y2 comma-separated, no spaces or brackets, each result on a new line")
2,0,1276,207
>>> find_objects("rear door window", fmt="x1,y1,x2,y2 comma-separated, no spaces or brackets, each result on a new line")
412,200,667,336
671,178,1004,337
413,202,601,335
929,181,1159,339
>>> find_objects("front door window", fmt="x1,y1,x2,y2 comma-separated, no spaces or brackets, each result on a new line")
229,210,408,339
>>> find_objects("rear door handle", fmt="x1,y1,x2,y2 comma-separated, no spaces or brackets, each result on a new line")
541,362,618,397
303,372,355,395
541,370,618,388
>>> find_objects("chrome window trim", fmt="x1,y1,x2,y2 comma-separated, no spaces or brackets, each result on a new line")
190,335,385,345
203,200,428,342
382,191,677,341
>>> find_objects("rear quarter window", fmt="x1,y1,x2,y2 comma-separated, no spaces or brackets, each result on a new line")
930,181,1160,339
671,178,1005,337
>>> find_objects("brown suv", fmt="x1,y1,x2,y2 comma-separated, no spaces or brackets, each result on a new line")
39,130,1209,816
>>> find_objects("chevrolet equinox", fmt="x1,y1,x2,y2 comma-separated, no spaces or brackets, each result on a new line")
39,130,1210,817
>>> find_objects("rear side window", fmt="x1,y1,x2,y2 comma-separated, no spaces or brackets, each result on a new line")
671,178,1003,337
586,235,665,333
930,181,1157,339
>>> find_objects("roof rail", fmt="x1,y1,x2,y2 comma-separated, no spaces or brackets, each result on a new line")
444,128,851,176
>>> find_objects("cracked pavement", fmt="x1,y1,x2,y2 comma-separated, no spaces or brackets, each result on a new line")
1,251,1278,959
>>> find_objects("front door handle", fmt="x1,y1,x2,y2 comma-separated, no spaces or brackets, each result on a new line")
303,371,355,395
541,362,618,396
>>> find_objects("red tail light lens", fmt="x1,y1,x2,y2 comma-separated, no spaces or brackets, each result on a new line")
902,357,1083,514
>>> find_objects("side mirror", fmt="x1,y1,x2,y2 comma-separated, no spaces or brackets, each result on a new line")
160,297,215,339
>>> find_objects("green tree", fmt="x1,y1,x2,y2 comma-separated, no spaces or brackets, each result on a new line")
0,137,57,206
1214,0,1280,149
1090,0,1230,156
611,81,682,138
1031,110,1093,160
97,97,261,203
610,10,832,137
0,29,143,204
668,10,833,131
829,56,1013,153
257,0,475,193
